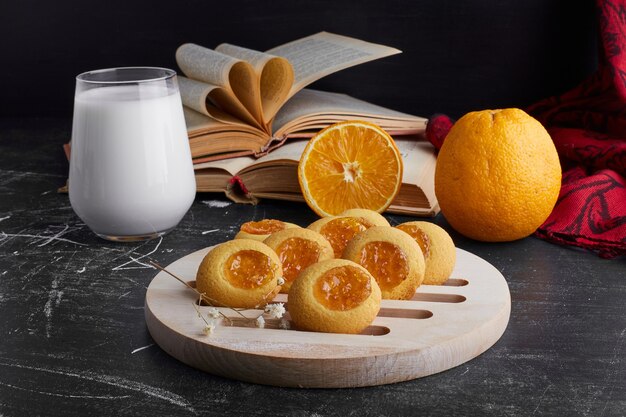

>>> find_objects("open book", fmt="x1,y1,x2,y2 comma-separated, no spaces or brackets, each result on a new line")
177,32,427,162
193,137,439,217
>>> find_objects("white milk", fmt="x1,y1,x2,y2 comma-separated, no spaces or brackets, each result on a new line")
69,85,196,238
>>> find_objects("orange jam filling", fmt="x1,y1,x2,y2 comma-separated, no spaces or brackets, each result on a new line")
320,217,371,257
277,237,322,283
359,241,409,291
396,224,431,259
313,265,372,311
240,219,286,235
224,250,276,288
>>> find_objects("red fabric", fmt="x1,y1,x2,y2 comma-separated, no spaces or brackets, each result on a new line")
527,0,626,258
425,114,455,149
228,175,250,194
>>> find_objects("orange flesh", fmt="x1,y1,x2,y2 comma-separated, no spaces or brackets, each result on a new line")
313,265,372,311
359,241,409,291
320,217,371,257
240,219,286,235
396,224,431,259
224,250,275,288
298,121,404,216
277,237,322,283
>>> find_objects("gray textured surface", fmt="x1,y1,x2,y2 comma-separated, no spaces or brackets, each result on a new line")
1,118,625,416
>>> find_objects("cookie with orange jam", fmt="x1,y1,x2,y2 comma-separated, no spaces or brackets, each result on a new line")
396,221,456,285
307,212,388,258
343,226,425,300
338,209,390,228
234,219,300,241
288,259,381,334
263,228,334,293
196,239,282,309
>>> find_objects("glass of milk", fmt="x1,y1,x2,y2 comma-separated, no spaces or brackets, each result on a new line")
69,67,196,241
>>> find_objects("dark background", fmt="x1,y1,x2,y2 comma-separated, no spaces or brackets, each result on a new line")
1,0,598,120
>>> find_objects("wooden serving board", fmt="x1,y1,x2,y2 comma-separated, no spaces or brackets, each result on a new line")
145,246,510,388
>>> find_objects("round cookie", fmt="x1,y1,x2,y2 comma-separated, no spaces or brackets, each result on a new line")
263,228,334,293
196,239,282,309
308,214,380,258
234,219,300,241
338,209,390,227
396,221,456,285
342,226,425,300
288,259,382,334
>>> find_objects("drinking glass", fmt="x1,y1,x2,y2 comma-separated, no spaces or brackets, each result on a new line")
69,67,196,241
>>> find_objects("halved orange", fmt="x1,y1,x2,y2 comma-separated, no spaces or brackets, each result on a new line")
298,121,403,217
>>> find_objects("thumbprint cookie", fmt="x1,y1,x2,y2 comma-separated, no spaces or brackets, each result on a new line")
307,211,388,258
196,239,282,309
343,226,425,300
234,219,300,241
263,228,334,293
338,209,390,228
288,259,382,334
396,221,456,285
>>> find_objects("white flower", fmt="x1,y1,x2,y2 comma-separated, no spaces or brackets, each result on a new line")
264,303,286,319
277,277,285,286
202,323,216,336
206,307,221,319
255,315,265,328
279,319,291,330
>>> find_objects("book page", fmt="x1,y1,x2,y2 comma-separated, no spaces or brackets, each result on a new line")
177,43,239,86
266,32,401,97
178,77,262,129
178,76,219,115
183,107,262,135
194,154,257,176
273,89,426,137
394,139,437,186
216,44,294,124
177,43,263,128
247,140,308,167
395,138,437,211
216,44,278,73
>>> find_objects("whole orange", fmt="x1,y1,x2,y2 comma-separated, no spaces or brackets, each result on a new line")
434,108,561,242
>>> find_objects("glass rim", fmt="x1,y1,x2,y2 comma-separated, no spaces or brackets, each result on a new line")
76,67,176,84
